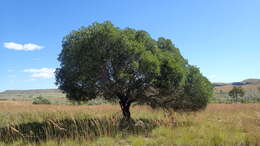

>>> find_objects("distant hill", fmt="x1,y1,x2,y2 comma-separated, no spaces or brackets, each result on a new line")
0,89,66,103
212,83,228,87
213,78,260,92
212,78,260,103
242,79,260,85
213,79,260,87
0,89,62,94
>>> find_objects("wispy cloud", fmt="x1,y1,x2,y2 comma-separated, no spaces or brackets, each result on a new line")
24,68,55,78
4,42,44,51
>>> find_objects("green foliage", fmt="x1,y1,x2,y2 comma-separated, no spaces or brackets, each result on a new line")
32,96,51,104
229,86,245,102
55,21,213,119
174,66,213,110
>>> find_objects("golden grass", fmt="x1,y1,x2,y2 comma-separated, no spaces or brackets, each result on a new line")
0,101,151,113
207,103,260,111
0,102,259,145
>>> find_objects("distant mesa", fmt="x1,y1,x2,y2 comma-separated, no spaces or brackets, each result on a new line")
212,83,228,87
212,78,260,87
0,89,61,94
231,82,248,86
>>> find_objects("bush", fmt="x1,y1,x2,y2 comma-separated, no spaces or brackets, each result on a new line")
86,97,112,105
32,96,51,104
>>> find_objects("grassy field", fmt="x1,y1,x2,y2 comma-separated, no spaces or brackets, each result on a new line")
0,90,67,104
213,84,260,103
0,101,259,146
212,79,260,103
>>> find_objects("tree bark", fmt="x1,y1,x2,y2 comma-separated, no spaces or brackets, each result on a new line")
119,99,131,121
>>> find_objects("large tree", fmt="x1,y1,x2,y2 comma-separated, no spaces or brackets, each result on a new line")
55,21,213,120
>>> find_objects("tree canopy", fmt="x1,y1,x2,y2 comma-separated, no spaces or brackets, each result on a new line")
55,21,213,120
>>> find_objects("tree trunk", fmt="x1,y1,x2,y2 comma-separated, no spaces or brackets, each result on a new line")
119,100,131,121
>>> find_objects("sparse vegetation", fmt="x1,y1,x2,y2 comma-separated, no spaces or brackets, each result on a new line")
0,89,67,104
0,103,259,145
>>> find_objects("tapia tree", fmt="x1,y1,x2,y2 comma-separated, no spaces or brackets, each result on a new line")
229,86,245,103
55,21,213,121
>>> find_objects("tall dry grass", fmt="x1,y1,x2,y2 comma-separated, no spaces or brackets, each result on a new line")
0,102,259,145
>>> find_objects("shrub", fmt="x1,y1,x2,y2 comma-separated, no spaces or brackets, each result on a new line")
32,96,51,104
86,97,117,105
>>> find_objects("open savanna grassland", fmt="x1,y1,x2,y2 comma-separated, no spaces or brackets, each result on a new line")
213,84,260,103
0,101,259,146
0,89,67,104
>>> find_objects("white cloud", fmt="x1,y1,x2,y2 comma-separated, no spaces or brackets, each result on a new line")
24,68,55,78
4,42,44,51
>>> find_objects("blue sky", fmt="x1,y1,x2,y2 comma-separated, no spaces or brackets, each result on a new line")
1,0,260,91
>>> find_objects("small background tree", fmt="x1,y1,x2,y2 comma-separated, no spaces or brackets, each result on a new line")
229,86,245,103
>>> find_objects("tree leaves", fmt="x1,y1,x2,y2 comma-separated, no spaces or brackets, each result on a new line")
55,21,213,113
